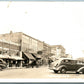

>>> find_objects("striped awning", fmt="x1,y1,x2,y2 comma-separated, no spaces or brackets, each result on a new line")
24,52,35,60
32,53,41,58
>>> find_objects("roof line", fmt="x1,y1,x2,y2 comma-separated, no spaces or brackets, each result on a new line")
22,32,44,43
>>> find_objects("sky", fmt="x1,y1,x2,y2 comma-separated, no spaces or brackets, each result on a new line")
0,1,84,59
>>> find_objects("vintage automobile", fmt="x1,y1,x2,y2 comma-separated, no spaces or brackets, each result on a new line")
0,59,7,70
49,58,84,74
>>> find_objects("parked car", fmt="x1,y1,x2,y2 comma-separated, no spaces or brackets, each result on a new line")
0,59,7,70
49,58,84,74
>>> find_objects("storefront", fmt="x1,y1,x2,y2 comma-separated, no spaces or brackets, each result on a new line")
0,54,24,68
22,52,35,67
31,53,42,67
9,56,24,67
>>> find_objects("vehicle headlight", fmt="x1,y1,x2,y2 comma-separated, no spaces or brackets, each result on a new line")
55,64,58,67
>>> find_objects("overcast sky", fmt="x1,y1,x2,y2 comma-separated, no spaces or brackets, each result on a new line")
0,1,84,58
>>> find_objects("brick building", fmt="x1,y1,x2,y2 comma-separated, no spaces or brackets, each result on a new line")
0,31,68,67
0,31,51,67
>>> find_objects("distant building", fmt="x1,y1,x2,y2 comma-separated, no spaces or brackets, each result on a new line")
51,45,66,58
65,54,72,58
42,42,51,65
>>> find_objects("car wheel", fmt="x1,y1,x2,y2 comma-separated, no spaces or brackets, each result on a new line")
60,68,66,74
54,70,58,73
76,72,79,74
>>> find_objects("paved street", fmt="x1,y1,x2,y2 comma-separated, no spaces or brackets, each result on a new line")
0,66,84,79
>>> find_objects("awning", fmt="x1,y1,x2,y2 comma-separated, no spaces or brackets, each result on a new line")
10,56,24,60
0,55,24,60
24,52,35,60
32,53,41,59
0,55,10,59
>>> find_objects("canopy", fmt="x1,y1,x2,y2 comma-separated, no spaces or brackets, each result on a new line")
0,55,24,60
0,55,10,59
24,52,35,60
10,56,24,60
31,53,41,59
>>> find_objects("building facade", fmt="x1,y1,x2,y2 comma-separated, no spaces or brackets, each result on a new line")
65,54,72,58
0,31,70,67
51,45,66,58
0,32,51,67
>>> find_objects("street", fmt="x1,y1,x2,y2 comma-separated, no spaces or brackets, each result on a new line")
0,66,84,79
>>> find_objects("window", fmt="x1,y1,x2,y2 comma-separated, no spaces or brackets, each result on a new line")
62,59,71,63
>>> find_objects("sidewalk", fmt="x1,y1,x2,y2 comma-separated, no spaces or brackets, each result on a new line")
6,65,48,70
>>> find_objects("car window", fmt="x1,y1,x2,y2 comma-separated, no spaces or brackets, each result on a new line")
61,59,77,64
70,60,77,64
77,60,84,64
61,59,70,63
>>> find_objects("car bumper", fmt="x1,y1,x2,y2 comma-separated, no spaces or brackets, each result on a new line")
49,67,57,70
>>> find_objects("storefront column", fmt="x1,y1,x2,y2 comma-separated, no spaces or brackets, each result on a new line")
20,51,22,67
